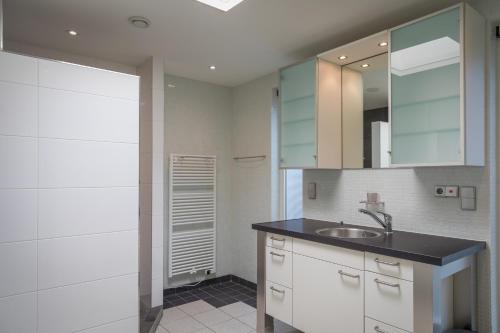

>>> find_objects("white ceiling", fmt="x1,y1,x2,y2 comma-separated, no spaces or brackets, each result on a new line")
4,0,465,86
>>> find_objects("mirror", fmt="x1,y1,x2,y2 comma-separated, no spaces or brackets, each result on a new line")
342,53,389,169
318,31,390,169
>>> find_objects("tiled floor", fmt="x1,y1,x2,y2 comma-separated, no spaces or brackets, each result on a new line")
155,300,300,333
164,281,256,309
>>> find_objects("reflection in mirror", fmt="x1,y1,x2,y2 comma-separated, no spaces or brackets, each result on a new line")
342,53,389,169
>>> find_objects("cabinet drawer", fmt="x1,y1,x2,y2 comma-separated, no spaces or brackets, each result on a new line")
365,252,414,281
266,233,293,251
365,317,411,333
266,247,292,288
266,281,292,326
365,272,413,332
292,238,364,270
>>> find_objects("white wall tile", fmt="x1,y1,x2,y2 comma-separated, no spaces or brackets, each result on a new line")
0,81,37,136
0,136,37,188
152,246,163,280
38,231,138,289
38,274,138,333
0,292,36,333
38,187,138,238
39,88,138,143
152,214,163,248
38,138,138,188
0,242,37,297
38,59,139,100
0,189,37,243
0,52,37,85
151,277,163,307
77,317,138,333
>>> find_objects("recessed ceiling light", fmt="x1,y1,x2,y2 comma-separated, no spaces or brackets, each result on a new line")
338,55,348,60
361,63,370,68
167,84,176,88
209,65,216,70
128,16,151,29
66,29,78,36
378,41,388,47
196,0,246,12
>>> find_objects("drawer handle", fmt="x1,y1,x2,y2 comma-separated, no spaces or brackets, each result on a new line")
270,236,286,243
374,258,400,266
374,278,400,288
338,270,360,279
374,326,388,333
269,251,285,258
270,286,285,294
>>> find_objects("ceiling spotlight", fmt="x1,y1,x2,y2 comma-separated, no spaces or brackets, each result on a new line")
167,84,176,88
209,65,216,70
378,41,388,47
129,16,151,29
361,63,370,68
66,30,78,36
338,55,348,60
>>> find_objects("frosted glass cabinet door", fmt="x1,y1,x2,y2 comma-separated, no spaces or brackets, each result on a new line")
390,7,461,165
280,59,317,168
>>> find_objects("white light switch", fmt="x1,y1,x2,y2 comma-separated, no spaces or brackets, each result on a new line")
460,186,476,211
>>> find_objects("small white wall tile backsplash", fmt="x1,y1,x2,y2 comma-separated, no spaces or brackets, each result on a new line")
303,167,489,240
0,51,139,333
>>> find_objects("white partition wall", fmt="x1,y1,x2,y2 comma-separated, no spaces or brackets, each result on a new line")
0,51,139,333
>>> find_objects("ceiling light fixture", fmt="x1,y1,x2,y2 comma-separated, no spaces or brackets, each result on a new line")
338,55,348,60
361,63,370,68
196,0,246,12
128,16,151,29
378,41,388,47
209,65,216,70
66,29,78,36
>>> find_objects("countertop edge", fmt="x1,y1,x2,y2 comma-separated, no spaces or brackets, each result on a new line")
251,222,486,266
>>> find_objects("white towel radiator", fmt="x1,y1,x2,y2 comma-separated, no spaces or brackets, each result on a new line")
168,154,216,278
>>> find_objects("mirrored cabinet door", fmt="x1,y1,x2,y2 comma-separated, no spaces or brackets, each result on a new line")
280,59,317,168
390,7,461,165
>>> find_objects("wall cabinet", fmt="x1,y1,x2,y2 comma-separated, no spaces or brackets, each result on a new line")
279,58,341,169
389,4,485,166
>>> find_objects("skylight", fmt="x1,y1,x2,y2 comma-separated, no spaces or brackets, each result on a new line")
196,0,246,12
391,37,459,76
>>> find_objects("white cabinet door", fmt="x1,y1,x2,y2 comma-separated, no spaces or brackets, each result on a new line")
292,253,364,333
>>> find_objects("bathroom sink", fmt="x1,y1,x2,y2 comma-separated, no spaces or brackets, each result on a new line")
315,227,382,239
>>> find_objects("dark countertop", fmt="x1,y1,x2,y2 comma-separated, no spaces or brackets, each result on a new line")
252,218,486,266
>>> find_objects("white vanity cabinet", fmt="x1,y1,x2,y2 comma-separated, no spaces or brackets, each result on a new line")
257,231,479,333
293,252,364,333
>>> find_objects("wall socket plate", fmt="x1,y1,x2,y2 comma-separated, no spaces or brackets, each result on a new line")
445,185,459,197
434,185,446,197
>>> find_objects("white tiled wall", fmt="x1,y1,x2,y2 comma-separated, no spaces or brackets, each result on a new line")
0,51,139,333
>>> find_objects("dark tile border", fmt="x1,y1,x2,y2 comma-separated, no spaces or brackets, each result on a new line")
163,274,255,296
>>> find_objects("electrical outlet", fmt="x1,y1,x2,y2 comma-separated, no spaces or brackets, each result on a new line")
445,186,459,197
434,185,446,197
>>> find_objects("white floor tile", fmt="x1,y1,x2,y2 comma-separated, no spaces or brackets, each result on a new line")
237,311,256,329
194,329,214,333
161,307,188,324
219,302,255,318
160,316,204,333
155,325,169,333
194,309,231,326
210,318,253,333
178,300,215,316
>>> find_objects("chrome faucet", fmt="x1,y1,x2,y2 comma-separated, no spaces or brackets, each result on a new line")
358,208,393,234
